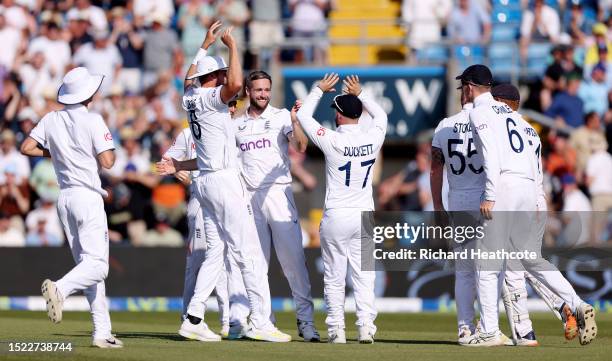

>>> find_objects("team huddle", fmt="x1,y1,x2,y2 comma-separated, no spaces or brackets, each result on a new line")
20,22,596,348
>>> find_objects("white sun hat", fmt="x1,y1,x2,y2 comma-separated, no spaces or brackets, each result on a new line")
186,56,228,80
57,67,104,105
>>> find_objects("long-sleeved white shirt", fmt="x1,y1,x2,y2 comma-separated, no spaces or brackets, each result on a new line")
296,87,387,211
469,92,536,202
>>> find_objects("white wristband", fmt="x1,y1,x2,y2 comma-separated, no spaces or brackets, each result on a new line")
192,48,208,65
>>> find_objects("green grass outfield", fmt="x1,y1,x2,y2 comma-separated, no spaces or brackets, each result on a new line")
0,311,610,361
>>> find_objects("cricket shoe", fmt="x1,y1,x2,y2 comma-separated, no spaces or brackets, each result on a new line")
358,324,376,344
576,303,597,345
462,330,511,347
297,320,320,342
178,319,222,341
515,330,538,346
245,324,291,342
41,279,63,324
228,320,247,340
92,336,123,348
457,325,474,345
560,303,578,341
328,327,346,344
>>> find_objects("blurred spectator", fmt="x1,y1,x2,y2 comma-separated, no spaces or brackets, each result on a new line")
0,10,23,71
139,213,183,247
546,133,577,178
66,0,107,33
585,138,612,243
72,28,122,96
570,111,607,181
288,145,317,191
25,216,62,246
133,0,175,22
29,158,60,202
0,163,29,232
27,21,71,82
562,2,593,45
14,107,38,144
18,51,56,112
416,152,433,210
0,0,31,32
401,0,452,50
560,44,583,76
216,0,250,62
249,0,284,70
142,11,179,89
66,9,93,53
25,195,63,243
110,7,144,95
378,157,422,211
584,23,612,71
1,72,22,124
545,72,584,128
520,0,560,59
0,129,30,184
561,173,592,245
289,0,329,63
578,62,609,117
178,0,215,66
447,0,491,45
104,182,134,244
0,210,24,246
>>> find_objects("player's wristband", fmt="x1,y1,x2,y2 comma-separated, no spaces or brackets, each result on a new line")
192,48,208,65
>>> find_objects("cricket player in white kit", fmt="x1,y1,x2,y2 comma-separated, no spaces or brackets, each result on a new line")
164,127,230,337
20,67,122,348
297,74,387,344
231,70,320,341
462,65,597,346
156,22,291,342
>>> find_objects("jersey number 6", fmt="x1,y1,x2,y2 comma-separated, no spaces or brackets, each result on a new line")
189,110,201,140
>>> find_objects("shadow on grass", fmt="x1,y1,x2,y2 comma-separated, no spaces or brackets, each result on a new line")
373,339,458,345
53,331,187,342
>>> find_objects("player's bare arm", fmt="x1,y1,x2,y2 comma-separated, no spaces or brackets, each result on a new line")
156,156,198,176
220,27,243,104
289,100,308,152
430,146,445,211
20,137,50,158
175,170,192,186
184,20,222,90
97,149,116,169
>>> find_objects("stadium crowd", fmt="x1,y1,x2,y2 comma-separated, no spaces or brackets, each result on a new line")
0,0,610,247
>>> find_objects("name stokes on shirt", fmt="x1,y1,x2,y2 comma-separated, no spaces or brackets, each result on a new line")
343,144,374,157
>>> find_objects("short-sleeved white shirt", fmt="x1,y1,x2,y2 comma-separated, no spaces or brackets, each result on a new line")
164,127,199,192
234,105,293,188
182,85,238,172
586,151,612,195
29,104,115,197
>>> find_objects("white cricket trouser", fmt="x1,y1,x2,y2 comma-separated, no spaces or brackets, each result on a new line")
476,177,537,334
231,183,314,322
187,169,272,329
320,208,377,332
182,196,229,326
55,188,112,340
448,192,482,334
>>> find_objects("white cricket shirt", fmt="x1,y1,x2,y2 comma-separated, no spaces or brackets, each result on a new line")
432,102,485,194
297,87,387,211
182,85,238,172
164,127,198,178
469,92,536,202
29,104,115,197
234,105,293,188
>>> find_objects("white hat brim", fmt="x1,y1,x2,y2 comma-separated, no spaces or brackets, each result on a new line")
186,67,228,80
57,74,104,105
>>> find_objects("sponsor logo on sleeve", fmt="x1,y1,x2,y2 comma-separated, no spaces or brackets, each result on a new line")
316,127,326,136
104,133,113,141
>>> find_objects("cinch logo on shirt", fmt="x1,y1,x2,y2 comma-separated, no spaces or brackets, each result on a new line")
239,138,272,151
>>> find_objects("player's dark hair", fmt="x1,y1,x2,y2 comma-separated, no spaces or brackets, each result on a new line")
245,70,272,89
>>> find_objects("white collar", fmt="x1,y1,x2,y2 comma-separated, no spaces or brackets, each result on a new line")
473,92,494,107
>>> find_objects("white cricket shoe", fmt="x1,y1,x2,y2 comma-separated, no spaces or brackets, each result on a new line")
576,303,597,345
297,320,320,342
245,324,291,342
358,324,376,344
328,327,346,344
41,279,63,324
514,330,538,346
178,319,222,342
457,325,473,345
462,330,511,347
228,320,247,340
220,323,230,338
92,336,123,348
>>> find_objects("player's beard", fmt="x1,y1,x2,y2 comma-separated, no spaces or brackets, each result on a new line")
250,97,270,112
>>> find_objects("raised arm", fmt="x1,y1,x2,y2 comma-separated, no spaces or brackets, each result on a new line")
219,27,243,104
184,21,222,91
296,73,339,140
344,75,387,137
289,100,308,152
